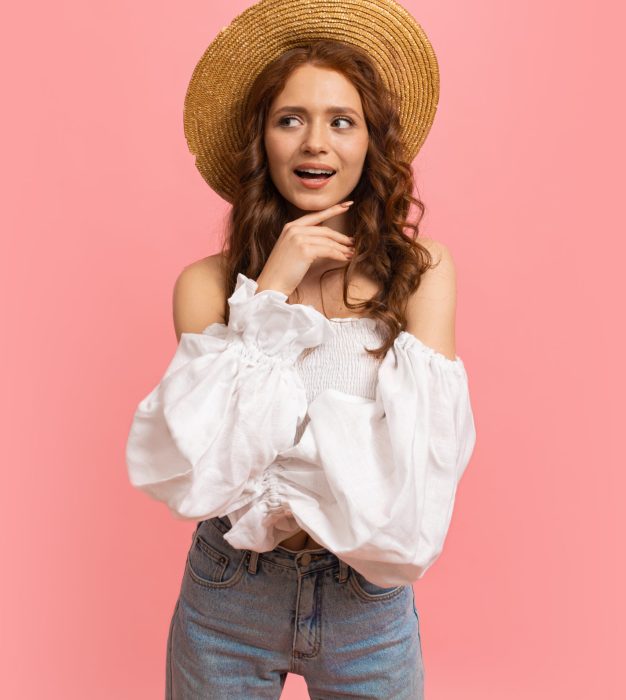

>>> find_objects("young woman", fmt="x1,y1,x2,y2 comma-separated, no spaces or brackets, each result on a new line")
126,2,476,697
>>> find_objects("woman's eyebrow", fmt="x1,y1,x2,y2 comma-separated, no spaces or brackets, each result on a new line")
272,105,361,117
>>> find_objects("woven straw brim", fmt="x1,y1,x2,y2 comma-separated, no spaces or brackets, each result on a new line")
183,0,440,203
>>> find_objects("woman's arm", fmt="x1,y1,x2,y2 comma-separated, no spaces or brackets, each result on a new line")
404,239,458,360
276,330,476,587
224,241,477,587
125,262,334,522
286,241,475,585
172,255,228,341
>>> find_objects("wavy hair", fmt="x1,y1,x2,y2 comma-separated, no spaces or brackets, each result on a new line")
220,39,435,359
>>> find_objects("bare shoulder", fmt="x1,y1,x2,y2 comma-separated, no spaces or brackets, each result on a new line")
405,237,458,360
172,253,228,342
416,236,451,265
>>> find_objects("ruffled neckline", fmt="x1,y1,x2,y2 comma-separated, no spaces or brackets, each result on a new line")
300,306,463,367
327,316,378,324
229,274,466,370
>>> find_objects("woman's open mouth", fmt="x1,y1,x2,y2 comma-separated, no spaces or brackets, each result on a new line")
293,168,337,189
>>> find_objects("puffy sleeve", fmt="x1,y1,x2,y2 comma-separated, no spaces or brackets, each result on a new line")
125,273,333,521
223,329,477,587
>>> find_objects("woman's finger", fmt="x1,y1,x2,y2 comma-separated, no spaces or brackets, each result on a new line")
286,202,353,229
289,225,354,247
299,234,354,254
304,240,355,260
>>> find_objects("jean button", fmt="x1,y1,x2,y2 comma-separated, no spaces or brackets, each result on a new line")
300,552,311,566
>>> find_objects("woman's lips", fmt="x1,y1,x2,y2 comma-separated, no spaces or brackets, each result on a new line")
293,171,336,189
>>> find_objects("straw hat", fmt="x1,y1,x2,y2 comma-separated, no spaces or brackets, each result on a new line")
183,0,440,203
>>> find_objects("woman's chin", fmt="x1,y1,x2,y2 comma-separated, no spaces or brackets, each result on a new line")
287,197,333,212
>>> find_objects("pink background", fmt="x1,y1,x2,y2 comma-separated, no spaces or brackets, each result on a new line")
2,0,623,697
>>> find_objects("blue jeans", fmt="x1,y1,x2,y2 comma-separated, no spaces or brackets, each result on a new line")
166,516,424,698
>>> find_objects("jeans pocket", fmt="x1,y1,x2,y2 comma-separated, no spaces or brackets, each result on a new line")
185,518,247,589
348,568,405,601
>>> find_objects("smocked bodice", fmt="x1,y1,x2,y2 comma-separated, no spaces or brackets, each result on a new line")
293,317,386,443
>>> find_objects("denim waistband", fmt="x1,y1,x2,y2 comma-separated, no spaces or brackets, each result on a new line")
208,515,350,580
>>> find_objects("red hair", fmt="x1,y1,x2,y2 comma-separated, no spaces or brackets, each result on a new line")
221,39,435,359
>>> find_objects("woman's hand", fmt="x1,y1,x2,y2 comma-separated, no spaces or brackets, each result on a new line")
255,202,355,297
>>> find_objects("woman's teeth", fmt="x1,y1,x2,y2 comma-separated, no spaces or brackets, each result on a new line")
295,169,335,179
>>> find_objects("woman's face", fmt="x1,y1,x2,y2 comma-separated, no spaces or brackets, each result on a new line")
264,64,369,220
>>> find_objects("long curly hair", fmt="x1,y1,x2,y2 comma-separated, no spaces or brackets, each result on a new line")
220,39,435,359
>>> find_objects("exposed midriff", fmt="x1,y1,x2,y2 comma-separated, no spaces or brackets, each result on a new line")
278,530,324,550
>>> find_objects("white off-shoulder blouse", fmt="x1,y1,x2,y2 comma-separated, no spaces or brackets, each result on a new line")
125,272,477,587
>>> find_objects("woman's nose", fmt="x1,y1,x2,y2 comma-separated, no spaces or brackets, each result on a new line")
301,120,328,151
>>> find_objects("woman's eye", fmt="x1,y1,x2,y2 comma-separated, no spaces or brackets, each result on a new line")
278,116,300,127
277,115,354,128
332,116,354,128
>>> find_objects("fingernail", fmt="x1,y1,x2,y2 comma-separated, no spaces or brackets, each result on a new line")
341,201,354,207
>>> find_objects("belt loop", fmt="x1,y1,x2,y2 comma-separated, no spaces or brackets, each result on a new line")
338,559,349,583
247,550,259,575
